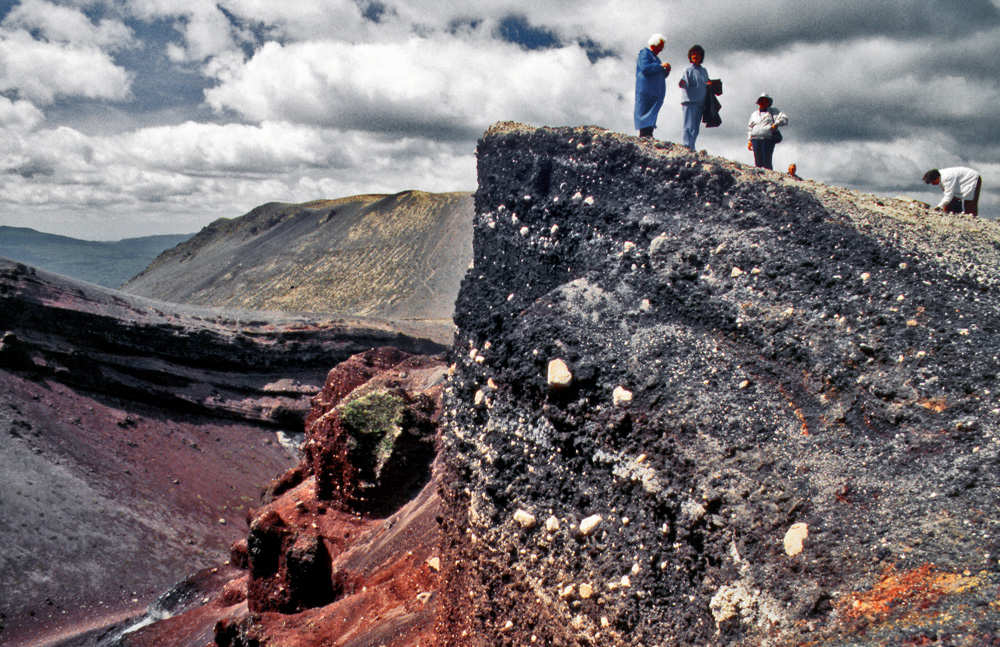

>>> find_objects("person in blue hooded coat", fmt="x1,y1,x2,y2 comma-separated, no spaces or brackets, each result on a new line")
634,34,671,138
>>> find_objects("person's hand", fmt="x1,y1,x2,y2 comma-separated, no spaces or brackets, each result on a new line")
747,141,753,151
678,79,686,88
771,124,777,130
661,62,671,72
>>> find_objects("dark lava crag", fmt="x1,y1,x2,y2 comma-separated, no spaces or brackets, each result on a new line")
440,123,1000,646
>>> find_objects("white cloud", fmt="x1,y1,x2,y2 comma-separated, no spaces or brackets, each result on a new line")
2,0,999,238
0,118,476,239
2,0,135,50
0,29,132,104
128,0,242,62
216,0,371,42
204,36,629,137
0,96,45,132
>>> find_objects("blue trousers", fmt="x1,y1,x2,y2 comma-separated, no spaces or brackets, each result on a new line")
682,103,704,150
751,138,775,169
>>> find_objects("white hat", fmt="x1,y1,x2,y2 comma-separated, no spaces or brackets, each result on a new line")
757,92,773,103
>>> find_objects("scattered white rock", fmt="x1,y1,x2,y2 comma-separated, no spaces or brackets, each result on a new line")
551,224,559,235
784,523,808,556
613,386,633,406
620,575,631,588
731,267,743,278
514,509,537,529
474,390,486,408
751,267,762,275
640,299,652,312
559,583,575,599
500,620,514,632
545,516,560,533
427,557,441,572
623,241,636,253
896,294,905,302
579,514,603,536
579,583,594,599
547,359,573,389
710,584,751,623
572,192,583,205
218,518,226,525
739,380,750,389
583,196,595,206
469,348,478,359
861,272,871,282
520,226,529,236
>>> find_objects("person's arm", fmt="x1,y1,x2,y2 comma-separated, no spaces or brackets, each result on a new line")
938,173,957,208
637,49,664,77
773,111,788,128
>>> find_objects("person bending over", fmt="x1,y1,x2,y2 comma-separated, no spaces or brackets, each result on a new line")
923,167,982,216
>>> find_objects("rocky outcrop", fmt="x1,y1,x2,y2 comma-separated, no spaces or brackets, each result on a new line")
113,347,449,647
122,190,474,321
441,123,1000,646
0,260,448,430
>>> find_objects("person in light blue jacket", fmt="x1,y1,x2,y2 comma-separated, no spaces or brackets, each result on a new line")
634,34,671,138
678,44,710,150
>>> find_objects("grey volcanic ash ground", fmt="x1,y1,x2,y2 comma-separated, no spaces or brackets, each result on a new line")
441,123,1000,646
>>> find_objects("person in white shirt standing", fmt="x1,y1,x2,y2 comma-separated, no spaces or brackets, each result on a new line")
923,167,982,216
747,93,788,170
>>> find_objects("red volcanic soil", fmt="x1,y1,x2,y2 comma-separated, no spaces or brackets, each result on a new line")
115,348,458,647
0,261,451,646
0,370,297,647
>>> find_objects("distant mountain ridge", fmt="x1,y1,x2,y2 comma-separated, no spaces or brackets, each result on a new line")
122,190,474,322
0,226,192,288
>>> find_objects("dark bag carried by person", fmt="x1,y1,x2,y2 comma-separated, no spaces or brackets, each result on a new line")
773,128,782,143
703,92,722,128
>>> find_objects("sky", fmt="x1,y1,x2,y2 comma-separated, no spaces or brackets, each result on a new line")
1,0,998,240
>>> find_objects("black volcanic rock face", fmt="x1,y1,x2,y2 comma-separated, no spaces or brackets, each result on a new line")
442,124,1000,646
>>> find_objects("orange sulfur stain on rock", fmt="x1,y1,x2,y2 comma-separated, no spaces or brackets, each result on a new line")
919,398,947,413
840,564,979,625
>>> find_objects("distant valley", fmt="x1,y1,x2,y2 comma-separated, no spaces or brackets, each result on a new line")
0,226,192,289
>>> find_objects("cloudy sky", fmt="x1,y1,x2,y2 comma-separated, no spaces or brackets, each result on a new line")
1,0,998,239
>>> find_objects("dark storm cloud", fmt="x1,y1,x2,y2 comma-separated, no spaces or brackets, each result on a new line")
684,0,1000,55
